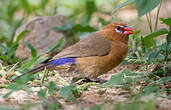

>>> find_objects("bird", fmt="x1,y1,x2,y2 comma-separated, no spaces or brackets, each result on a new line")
12,22,134,82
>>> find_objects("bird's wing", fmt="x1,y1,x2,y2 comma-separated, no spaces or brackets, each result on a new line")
53,32,111,59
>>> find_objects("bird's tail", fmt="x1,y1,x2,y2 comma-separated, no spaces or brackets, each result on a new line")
11,63,53,82
28,63,53,74
28,57,76,74
11,57,75,82
29,57,76,74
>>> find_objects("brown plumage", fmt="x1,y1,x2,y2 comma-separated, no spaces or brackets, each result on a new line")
12,22,134,82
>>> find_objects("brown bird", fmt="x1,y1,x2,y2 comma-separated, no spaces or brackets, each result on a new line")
12,22,134,82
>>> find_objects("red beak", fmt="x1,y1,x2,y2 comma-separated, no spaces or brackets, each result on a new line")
124,27,134,35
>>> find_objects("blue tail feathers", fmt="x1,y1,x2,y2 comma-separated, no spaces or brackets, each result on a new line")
48,57,76,66
11,57,76,81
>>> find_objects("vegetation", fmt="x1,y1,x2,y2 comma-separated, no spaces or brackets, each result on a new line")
0,0,170,110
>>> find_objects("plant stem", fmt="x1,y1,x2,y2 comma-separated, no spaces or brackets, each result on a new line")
141,36,145,57
155,1,162,30
165,43,168,64
41,68,49,85
146,14,153,33
145,63,149,76
164,27,171,64
149,12,152,30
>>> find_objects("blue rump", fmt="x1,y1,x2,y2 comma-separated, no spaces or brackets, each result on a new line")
48,57,75,66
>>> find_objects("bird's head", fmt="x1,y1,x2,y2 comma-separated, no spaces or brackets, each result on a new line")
102,22,134,36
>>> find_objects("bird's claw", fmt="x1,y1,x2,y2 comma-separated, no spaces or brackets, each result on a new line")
82,78,107,84
94,78,107,84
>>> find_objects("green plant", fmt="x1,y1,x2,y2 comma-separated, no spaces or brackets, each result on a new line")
115,0,171,75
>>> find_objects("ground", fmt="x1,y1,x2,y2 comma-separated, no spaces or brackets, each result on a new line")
0,64,170,110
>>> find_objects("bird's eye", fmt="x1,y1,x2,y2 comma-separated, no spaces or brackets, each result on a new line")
116,26,121,30
115,25,122,34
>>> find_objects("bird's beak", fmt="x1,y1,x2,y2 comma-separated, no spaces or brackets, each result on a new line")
124,27,134,35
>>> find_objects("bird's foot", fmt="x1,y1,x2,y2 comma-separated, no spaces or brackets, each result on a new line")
81,78,94,83
82,78,107,84
94,78,107,84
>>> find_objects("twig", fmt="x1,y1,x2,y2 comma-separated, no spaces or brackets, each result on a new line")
4,62,19,79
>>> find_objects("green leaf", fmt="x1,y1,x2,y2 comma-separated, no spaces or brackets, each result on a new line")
19,74,34,83
159,43,167,51
21,56,48,71
143,28,168,48
47,81,59,96
46,37,64,53
166,30,171,45
160,18,171,26
11,74,34,86
135,0,161,16
71,77,83,84
51,21,96,33
41,99,60,110
25,42,37,58
7,44,18,58
3,91,13,99
72,24,96,32
91,105,101,110
101,69,139,87
59,86,76,102
156,76,171,85
125,101,142,110
20,0,32,14
81,0,96,24
86,0,96,17
168,44,171,53
0,55,8,63
21,57,40,69
51,21,73,31
144,85,157,94
14,30,30,46
37,89,47,99
7,75,32,91
0,44,8,54
113,0,135,13
113,103,122,110
9,20,23,45
40,0,49,10
144,99,156,110
148,51,160,62
102,72,124,86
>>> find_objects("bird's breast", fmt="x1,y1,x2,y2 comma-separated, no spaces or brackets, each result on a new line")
74,42,128,78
